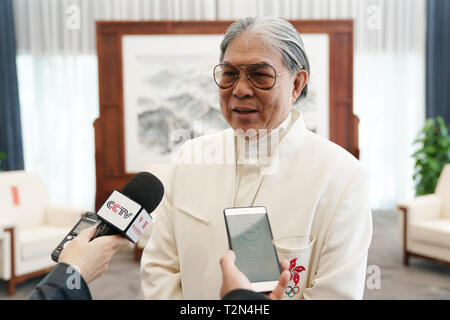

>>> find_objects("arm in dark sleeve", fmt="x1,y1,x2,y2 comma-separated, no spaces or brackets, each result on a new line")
28,263,92,300
222,289,269,300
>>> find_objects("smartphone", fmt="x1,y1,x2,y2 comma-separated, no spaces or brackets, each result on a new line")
223,206,281,292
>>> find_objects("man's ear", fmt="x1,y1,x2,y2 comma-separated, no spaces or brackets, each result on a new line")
291,70,308,105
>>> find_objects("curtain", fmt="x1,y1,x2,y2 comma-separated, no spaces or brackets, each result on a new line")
16,55,98,207
426,0,450,124
0,0,24,171
13,0,426,210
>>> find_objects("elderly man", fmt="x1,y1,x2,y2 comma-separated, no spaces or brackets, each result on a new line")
140,17,372,300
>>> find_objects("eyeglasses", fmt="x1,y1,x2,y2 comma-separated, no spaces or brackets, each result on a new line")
213,63,290,90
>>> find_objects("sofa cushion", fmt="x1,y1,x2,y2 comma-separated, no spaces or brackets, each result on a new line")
19,226,70,260
410,219,450,249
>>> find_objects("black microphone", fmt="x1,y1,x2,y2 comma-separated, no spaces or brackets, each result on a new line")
51,172,164,263
94,172,165,241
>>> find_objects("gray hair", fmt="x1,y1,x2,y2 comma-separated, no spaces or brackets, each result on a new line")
219,17,310,103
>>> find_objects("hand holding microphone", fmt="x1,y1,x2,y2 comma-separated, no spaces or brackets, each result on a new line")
52,172,165,262
29,228,130,300
29,172,165,300
58,227,128,283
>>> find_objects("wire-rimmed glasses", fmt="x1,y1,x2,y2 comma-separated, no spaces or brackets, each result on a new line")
213,63,289,90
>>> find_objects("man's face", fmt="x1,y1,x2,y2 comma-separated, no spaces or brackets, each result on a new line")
219,32,305,134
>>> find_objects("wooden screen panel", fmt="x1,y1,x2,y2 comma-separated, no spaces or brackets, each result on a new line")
94,20,358,210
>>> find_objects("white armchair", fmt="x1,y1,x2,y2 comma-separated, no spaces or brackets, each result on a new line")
397,164,450,266
0,170,84,295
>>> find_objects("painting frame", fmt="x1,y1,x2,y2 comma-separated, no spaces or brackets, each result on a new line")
94,20,357,210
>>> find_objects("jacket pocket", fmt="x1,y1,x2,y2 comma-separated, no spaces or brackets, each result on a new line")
274,236,316,300
174,203,211,225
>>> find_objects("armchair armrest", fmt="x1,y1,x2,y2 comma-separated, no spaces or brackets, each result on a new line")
397,194,441,223
44,204,84,228
0,218,16,281
0,216,17,232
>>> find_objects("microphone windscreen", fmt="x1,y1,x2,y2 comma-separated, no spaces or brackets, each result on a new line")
121,172,164,214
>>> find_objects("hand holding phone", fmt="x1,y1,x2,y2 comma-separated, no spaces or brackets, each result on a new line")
51,212,100,262
223,206,281,292
220,250,290,299
58,224,129,283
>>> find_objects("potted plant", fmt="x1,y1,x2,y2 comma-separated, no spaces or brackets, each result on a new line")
412,116,450,195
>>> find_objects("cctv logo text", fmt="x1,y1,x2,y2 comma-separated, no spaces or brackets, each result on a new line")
106,201,133,219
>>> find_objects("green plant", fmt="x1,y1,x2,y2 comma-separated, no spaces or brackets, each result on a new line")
0,151,5,172
412,116,450,195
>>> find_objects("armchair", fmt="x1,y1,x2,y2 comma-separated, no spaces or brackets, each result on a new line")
397,164,450,266
0,171,84,295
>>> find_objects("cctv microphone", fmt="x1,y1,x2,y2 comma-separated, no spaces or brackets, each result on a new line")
51,172,164,262
93,171,164,240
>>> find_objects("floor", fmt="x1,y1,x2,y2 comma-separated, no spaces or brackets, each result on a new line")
364,210,450,299
1,210,449,300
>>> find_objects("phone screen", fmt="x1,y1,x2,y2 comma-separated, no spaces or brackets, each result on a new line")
224,207,280,283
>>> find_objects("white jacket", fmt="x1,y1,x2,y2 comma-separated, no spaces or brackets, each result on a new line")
140,110,373,299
